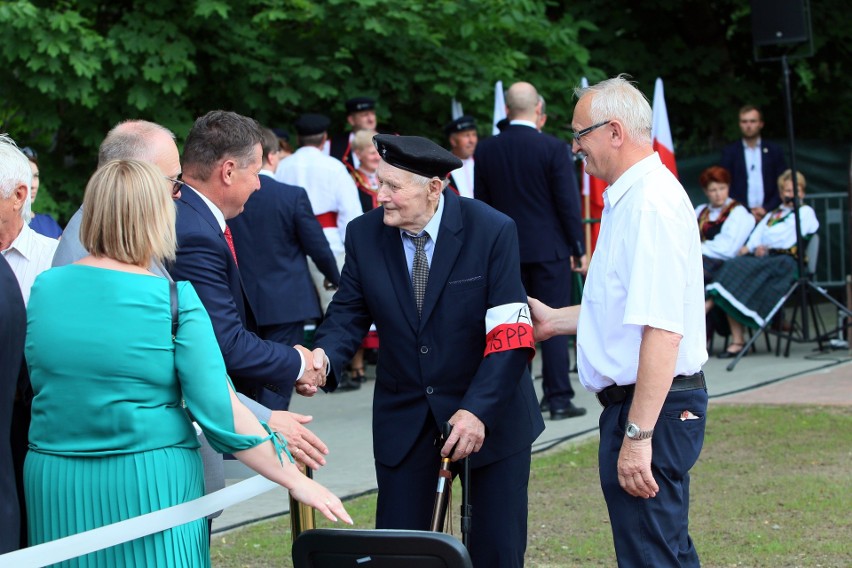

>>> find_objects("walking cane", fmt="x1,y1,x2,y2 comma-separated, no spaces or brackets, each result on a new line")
429,422,472,548
290,464,316,544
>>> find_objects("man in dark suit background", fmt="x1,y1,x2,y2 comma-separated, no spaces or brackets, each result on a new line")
229,127,340,410
720,104,787,221
475,81,587,420
170,111,328,413
0,257,26,554
315,134,544,568
329,96,378,173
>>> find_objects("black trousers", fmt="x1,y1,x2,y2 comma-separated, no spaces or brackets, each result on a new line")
521,259,576,408
375,413,531,568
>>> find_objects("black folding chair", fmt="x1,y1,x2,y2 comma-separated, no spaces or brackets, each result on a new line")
292,528,473,568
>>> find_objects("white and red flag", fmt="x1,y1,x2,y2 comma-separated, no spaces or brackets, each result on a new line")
651,77,678,179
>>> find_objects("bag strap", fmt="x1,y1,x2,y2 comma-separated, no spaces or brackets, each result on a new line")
169,280,178,341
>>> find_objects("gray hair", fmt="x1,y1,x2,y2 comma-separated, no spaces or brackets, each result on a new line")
574,74,652,144
0,133,34,222
98,120,176,168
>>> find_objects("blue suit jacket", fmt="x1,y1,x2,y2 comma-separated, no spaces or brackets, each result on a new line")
474,124,585,263
720,139,787,211
229,175,339,325
315,190,545,469
170,188,302,395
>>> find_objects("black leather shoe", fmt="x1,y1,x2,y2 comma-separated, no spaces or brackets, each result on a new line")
550,402,587,420
717,343,745,359
335,374,362,392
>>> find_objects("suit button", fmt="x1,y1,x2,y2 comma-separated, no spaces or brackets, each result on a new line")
420,346,429,354
426,386,434,394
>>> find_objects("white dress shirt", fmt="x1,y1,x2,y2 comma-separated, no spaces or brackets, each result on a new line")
743,139,764,208
2,223,58,305
695,199,756,260
450,157,475,199
274,146,362,256
577,153,707,392
745,203,819,252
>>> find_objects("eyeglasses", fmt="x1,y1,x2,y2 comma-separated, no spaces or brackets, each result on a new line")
165,175,185,196
21,147,37,159
572,120,611,142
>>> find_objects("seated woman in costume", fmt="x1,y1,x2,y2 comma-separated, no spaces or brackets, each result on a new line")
24,160,351,566
696,166,755,296
706,169,819,358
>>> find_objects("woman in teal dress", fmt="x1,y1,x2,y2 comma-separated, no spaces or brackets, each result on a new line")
24,160,351,567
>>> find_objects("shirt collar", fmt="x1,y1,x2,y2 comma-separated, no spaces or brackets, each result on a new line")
188,186,226,232
259,169,275,179
400,192,444,242
741,137,762,149
509,119,537,130
606,153,665,209
3,222,35,259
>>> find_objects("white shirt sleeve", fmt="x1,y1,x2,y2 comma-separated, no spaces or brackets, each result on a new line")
335,166,363,240
701,205,756,260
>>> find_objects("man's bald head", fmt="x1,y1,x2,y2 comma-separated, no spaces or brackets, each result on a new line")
505,82,540,120
98,120,181,179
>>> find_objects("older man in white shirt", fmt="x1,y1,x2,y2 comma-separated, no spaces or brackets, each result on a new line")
529,75,708,568
0,135,58,305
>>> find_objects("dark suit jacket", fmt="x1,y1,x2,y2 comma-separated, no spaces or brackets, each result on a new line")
474,124,585,263
229,175,339,325
315,190,545,469
0,258,26,553
720,139,786,211
170,188,302,395
329,133,355,173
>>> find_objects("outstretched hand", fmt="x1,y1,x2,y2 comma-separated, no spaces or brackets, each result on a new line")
267,411,329,469
294,345,327,397
289,475,353,525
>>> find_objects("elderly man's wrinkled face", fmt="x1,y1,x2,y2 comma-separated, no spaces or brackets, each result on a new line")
376,161,438,234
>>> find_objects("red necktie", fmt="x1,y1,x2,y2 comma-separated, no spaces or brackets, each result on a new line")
224,225,238,266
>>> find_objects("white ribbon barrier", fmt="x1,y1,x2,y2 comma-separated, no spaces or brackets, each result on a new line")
0,474,279,568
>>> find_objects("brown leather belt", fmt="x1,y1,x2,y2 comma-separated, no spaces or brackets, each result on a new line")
595,371,706,408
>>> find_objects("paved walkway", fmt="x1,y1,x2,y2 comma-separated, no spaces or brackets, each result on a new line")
212,337,851,533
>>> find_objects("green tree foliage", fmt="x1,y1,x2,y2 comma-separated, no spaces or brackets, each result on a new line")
0,0,595,221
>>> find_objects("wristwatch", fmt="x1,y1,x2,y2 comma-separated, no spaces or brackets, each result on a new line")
625,421,654,440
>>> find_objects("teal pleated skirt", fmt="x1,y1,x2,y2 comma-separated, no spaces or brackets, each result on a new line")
24,447,208,567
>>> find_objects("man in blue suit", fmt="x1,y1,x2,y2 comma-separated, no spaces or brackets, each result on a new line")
229,127,340,410
170,111,328,408
315,134,544,568
475,81,587,421
720,105,787,221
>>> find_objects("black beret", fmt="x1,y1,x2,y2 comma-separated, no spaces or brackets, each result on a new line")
271,127,290,141
345,97,376,114
443,115,477,137
294,114,330,136
373,134,462,179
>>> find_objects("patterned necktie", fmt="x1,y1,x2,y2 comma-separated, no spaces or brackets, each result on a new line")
224,225,238,266
409,233,429,317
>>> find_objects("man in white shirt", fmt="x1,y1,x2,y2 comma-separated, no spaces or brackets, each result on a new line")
444,115,477,199
0,134,58,305
529,75,709,567
275,113,362,313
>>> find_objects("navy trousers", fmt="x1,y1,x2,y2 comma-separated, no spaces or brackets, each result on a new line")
520,259,576,408
599,387,708,567
375,414,531,568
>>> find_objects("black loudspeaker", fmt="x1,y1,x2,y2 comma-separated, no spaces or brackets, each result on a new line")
751,0,810,46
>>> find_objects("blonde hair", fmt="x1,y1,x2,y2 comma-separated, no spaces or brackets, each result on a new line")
352,129,378,154
81,160,176,266
778,169,806,192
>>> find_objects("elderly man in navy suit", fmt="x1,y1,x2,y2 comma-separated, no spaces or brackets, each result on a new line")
229,127,340,410
720,105,787,221
170,111,328,417
315,134,544,568
475,81,587,421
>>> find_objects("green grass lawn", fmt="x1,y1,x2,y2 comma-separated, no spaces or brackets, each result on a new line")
211,405,852,567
